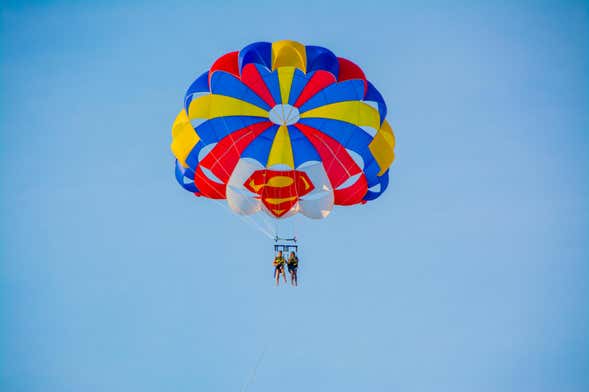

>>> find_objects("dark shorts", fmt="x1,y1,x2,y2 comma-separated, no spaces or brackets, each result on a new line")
288,266,297,273
274,265,284,274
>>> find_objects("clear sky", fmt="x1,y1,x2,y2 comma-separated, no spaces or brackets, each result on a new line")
1,1,588,391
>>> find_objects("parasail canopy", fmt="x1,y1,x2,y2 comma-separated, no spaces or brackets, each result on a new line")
171,40,396,219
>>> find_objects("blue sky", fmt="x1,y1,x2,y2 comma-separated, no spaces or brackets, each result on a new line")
1,1,588,391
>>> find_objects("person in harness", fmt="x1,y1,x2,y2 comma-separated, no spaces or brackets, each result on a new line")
273,250,287,286
287,251,299,286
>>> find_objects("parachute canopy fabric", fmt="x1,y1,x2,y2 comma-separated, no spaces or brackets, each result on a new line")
171,40,396,219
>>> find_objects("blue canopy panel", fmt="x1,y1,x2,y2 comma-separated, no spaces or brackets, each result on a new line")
240,125,280,166
257,66,282,105
364,81,387,126
238,42,272,73
362,156,381,187
288,69,312,105
305,45,340,77
364,169,389,201
287,125,322,168
210,71,271,111
298,118,379,187
184,71,210,111
175,160,199,193
194,116,268,145
184,140,205,170
298,79,365,113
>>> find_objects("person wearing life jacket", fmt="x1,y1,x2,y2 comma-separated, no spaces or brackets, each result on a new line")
287,251,299,286
273,251,287,286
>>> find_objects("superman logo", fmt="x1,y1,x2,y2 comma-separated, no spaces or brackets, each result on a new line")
244,170,315,217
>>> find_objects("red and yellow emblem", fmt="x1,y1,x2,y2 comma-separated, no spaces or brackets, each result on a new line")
244,170,315,217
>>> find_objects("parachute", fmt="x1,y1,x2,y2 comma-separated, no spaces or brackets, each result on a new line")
171,40,395,220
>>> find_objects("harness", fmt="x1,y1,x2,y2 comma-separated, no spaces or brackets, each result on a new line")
287,257,299,268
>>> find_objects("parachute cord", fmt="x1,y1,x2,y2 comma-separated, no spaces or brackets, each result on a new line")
210,199,274,240
249,208,275,240
240,344,268,392
242,214,274,239
260,213,276,240
238,213,274,240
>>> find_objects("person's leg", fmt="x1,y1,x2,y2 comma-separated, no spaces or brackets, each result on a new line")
282,268,287,283
275,268,279,286
293,270,297,286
